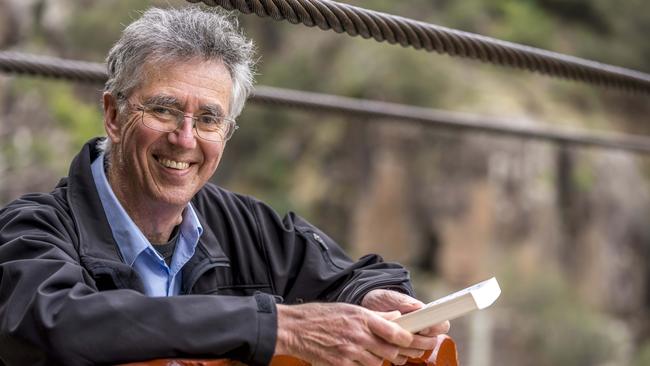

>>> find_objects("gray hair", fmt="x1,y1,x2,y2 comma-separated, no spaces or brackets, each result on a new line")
99,6,255,153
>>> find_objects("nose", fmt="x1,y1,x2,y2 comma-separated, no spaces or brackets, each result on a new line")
167,115,197,149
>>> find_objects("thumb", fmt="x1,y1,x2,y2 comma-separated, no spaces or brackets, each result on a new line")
399,300,424,314
377,310,402,321
389,292,425,313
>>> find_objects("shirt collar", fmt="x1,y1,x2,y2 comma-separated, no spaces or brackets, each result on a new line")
90,152,203,267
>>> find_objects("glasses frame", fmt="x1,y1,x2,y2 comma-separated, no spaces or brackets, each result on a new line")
131,103,239,142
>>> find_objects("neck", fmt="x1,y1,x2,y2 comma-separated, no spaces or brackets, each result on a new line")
107,165,184,244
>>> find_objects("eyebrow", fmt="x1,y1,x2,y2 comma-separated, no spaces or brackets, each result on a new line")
142,94,225,116
199,104,225,117
142,94,182,109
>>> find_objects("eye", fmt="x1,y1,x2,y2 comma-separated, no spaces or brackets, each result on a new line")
197,114,222,125
146,105,181,122
150,105,174,115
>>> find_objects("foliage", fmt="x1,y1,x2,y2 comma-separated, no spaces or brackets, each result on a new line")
572,159,595,193
504,270,616,365
46,82,104,151
217,106,298,215
62,0,165,60
634,341,650,366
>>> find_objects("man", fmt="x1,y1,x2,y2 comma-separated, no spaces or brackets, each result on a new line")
0,7,448,366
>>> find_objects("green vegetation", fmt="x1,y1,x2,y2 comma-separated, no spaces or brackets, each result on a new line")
504,269,616,365
7,78,103,160
46,83,104,151
634,341,650,366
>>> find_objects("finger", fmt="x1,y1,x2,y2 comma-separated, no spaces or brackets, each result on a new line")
391,355,409,365
362,335,422,365
367,313,413,348
362,290,425,314
354,349,384,366
408,333,439,351
346,316,403,363
417,320,451,336
362,334,401,362
398,347,426,359
377,310,402,321
397,298,424,313
367,342,408,366
380,291,425,313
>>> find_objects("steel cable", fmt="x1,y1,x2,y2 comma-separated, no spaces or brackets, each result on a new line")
252,85,650,154
0,51,106,83
1,51,650,154
187,0,650,94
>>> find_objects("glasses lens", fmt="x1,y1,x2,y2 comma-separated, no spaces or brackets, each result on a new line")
196,119,238,142
141,105,178,133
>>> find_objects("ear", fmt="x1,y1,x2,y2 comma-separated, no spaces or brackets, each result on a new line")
103,92,122,144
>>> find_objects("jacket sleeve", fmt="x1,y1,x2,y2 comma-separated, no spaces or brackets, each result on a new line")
0,195,276,366
248,197,415,305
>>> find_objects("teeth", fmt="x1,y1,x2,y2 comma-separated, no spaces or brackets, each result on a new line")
158,158,190,170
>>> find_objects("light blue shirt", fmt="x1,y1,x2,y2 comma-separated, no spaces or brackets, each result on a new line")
91,153,203,297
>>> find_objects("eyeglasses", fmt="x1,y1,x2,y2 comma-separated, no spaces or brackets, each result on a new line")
133,104,238,142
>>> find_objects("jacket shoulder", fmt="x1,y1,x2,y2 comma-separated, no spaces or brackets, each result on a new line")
192,183,274,218
0,184,80,260
1,183,70,221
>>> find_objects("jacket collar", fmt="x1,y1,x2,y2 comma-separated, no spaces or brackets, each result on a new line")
66,138,229,293
67,138,123,262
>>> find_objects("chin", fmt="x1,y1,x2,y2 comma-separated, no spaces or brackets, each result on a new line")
153,189,196,207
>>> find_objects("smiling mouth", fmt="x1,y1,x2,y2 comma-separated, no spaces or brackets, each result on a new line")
157,156,191,170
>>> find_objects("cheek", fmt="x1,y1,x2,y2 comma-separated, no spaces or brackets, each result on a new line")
119,116,143,145
120,122,160,170
128,123,160,154
202,144,225,172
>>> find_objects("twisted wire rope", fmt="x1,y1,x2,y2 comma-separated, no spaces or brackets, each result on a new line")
187,0,650,94
1,51,650,154
0,51,106,83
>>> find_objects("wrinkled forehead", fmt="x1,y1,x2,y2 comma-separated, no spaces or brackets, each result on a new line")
130,57,234,113
128,55,232,97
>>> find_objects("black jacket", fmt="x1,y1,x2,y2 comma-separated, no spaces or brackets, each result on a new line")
0,138,414,366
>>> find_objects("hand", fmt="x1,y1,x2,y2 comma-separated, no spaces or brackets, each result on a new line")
361,289,451,347
275,302,437,366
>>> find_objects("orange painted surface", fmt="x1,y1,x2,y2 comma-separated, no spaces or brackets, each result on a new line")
121,335,458,366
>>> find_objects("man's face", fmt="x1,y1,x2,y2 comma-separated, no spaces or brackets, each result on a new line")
106,59,233,208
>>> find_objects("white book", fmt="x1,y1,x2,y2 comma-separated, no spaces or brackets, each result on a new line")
394,277,501,333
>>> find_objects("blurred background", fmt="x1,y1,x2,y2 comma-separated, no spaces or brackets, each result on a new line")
1,0,649,365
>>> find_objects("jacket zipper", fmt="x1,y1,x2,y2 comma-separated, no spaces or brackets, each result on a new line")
308,231,344,270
